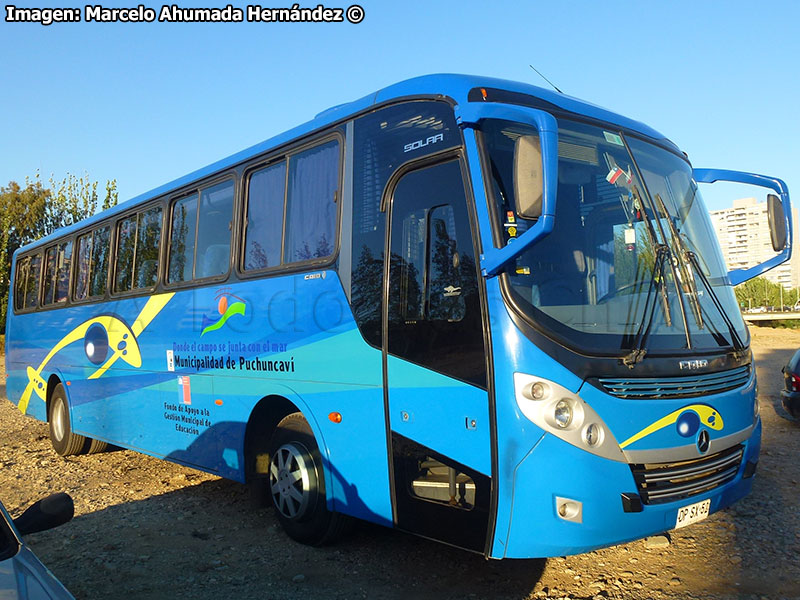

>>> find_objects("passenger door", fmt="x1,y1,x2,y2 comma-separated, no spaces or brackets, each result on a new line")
384,157,491,552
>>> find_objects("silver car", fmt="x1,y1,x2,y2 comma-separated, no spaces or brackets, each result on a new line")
0,493,74,599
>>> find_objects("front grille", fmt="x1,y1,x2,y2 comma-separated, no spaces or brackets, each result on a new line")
599,365,750,399
630,445,744,505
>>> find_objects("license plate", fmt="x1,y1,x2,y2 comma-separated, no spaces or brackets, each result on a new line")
674,498,711,529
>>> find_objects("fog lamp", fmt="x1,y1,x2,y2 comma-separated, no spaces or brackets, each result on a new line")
527,381,549,400
584,423,602,447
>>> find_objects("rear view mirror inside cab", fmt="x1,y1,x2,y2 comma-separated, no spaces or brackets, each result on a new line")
513,134,544,219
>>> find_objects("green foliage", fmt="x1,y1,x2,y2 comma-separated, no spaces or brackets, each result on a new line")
735,276,800,310
0,172,119,330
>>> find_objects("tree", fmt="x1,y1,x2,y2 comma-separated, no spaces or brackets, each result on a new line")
0,172,118,330
735,276,793,309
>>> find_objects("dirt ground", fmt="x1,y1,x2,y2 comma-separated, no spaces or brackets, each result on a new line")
2,325,799,600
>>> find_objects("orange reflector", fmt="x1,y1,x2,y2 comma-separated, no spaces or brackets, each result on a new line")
328,412,342,423
480,87,488,100
66,381,71,386
215,399,223,406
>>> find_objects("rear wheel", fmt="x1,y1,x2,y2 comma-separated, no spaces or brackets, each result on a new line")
48,384,88,456
268,413,350,545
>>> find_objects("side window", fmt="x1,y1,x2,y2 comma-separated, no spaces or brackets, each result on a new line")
75,233,92,300
115,215,137,292
195,181,234,279
91,226,111,297
43,241,73,305
242,138,340,272
169,180,234,283
169,194,198,283
75,226,111,301
14,256,30,310
387,160,485,387
115,205,163,293
244,162,286,270
283,140,339,263
23,254,42,309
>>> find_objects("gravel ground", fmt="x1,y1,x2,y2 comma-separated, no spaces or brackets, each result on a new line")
2,325,799,600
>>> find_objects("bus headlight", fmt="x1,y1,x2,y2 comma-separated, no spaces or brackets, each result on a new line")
554,399,573,428
514,372,625,462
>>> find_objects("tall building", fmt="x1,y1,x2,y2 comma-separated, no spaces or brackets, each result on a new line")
710,197,800,289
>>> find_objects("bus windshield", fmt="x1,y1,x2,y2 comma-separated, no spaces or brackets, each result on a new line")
481,117,747,357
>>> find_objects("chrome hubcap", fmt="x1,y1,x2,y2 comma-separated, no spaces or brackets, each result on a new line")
269,443,312,519
52,398,65,442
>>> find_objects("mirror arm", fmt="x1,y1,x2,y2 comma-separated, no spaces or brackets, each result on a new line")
480,215,555,277
456,102,559,278
694,168,792,286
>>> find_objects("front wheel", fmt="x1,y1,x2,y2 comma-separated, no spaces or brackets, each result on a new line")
268,413,350,545
48,384,88,456
48,383,108,456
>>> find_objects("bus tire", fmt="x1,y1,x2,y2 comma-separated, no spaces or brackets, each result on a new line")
86,438,109,454
48,384,88,457
268,412,350,546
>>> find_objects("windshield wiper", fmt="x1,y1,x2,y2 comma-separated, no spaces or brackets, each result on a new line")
623,243,670,368
654,194,704,329
654,194,745,353
685,251,746,353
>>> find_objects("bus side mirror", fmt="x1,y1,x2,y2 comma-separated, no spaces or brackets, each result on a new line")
768,193,788,251
514,134,544,219
693,168,792,285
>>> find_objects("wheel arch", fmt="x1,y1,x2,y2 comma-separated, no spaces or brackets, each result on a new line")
243,393,329,488
45,372,66,420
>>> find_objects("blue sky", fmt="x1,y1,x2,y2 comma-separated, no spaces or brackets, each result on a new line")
1,0,798,212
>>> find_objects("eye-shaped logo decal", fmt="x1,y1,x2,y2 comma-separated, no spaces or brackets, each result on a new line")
18,293,174,414
620,404,723,449
200,289,246,337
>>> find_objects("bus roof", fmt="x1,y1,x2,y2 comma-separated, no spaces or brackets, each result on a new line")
22,73,675,253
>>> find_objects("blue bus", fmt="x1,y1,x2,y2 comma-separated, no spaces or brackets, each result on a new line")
5,75,792,557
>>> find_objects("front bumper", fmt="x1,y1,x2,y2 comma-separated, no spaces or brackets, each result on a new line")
499,418,761,558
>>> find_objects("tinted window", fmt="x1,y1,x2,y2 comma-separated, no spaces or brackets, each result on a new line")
75,226,111,301
387,160,485,387
91,226,111,297
115,205,162,292
169,180,234,283
24,254,42,309
169,194,197,283
195,181,233,278
244,162,286,270
350,101,461,347
43,241,72,305
14,256,30,310
75,233,92,300
135,207,162,289
115,215,137,292
284,140,339,263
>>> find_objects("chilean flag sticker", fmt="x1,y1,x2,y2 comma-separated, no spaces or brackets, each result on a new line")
606,165,632,186
177,376,192,405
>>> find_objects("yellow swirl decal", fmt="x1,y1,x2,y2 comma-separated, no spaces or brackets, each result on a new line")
18,293,174,414
620,404,723,449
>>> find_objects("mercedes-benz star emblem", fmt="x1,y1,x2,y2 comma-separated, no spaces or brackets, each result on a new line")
697,430,710,453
